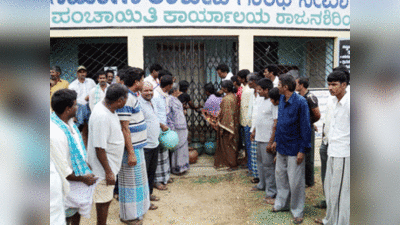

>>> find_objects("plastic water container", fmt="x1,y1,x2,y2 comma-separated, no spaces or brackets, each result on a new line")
159,129,179,151
204,141,216,155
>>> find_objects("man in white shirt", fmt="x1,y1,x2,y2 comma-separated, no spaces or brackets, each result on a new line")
139,81,169,208
144,64,163,90
216,64,234,96
315,71,350,225
89,71,109,111
216,64,234,81
87,83,129,225
315,65,350,210
250,78,278,202
69,65,96,147
153,75,174,191
246,73,262,182
263,64,280,88
50,89,98,224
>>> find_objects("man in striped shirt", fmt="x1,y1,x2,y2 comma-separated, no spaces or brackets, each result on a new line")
116,67,151,225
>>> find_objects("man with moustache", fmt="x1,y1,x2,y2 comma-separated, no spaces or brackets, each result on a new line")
315,71,350,225
138,81,169,210
270,74,311,224
116,67,151,225
69,65,96,147
51,89,98,225
50,65,69,99
89,71,109,112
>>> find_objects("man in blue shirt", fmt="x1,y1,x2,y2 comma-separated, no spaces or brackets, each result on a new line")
269,74,311,224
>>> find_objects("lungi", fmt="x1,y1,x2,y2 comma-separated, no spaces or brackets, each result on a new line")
154,146,171,185
119,148,150,220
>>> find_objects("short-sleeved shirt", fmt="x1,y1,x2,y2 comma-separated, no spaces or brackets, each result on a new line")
69,78,96,105
275,92,311,156
177,92,191,106
252,97,278,142
51,79,69,99
87,102,125,179
138,96,160,149
116,91,147,149
304,91,319,124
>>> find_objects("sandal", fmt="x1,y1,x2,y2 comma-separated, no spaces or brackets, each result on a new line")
167,178,174,183
314,218,324,224
154,183,168,191
149,203,158,210
293,217,303,224
150,195,160,201
227,167,238,172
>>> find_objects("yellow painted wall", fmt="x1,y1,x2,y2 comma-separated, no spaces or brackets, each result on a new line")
50,28,350,70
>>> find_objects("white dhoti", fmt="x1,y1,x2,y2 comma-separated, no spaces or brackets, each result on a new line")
64,180,98,218
323,156,350,225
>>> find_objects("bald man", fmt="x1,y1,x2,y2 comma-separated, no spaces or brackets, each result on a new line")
138,82,169,208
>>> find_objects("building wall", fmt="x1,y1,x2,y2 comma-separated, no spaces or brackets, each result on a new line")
50,28,350,73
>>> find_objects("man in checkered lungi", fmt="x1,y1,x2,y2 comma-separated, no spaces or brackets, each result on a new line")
152,73,174,190
116,67,151,225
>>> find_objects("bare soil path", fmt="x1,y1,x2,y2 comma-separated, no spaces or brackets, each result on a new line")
82,140,325,225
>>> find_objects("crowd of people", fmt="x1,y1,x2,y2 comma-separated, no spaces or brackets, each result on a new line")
50,62,350,225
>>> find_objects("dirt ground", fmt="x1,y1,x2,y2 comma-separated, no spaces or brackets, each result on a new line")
81,140,326,225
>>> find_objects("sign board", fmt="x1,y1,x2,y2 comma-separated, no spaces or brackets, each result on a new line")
309,88,331,138
338,39,350,73
51,0,350,29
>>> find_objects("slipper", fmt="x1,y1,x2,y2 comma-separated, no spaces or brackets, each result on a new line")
250,178,260,183
314,218,324,224
150,195,160,201
293,217,303,224
120,218,143,225
167,178,174,183
154,183,168,191
265,198,275,205
149,203,158,210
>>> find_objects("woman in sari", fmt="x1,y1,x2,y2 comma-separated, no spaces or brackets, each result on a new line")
211,80,240,171
167,84,190,175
